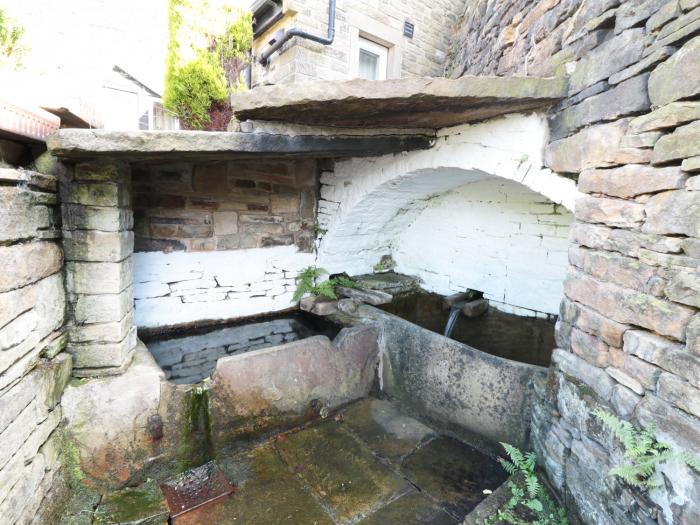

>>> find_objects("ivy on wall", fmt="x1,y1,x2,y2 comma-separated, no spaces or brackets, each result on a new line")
0,8,26,71
163,0,252,130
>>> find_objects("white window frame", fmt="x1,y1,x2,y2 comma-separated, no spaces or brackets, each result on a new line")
357,37,389,80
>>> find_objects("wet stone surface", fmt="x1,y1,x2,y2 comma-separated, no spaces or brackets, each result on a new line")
93,398,506,524
143,312,340,384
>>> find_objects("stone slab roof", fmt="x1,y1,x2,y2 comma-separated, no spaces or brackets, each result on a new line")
231,76,568,129
47,130,432,161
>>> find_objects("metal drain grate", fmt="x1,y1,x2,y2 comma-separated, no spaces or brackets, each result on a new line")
160,461,235,519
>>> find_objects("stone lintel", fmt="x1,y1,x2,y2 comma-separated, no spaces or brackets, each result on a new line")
47,130,433,161
230,75,568,128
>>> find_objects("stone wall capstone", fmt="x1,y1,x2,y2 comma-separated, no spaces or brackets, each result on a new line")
446,1,700,523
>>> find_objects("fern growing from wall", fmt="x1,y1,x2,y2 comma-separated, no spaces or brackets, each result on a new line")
293,266,358,303
593,409,700,490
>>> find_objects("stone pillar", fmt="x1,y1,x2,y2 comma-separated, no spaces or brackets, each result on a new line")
60,161,136,377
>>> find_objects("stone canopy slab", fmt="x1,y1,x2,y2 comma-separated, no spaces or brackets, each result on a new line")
47,130,432,161
230,76,568,129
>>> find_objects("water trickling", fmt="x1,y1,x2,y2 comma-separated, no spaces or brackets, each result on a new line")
443,304,462,338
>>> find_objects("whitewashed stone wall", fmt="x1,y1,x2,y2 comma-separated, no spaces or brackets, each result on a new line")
134,245,314,329
394,179,572,316
317,113,578,315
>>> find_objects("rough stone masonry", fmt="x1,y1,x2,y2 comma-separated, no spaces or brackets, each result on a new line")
447,1,700,524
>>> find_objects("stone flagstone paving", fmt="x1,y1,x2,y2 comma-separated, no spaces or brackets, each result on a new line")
172,397,507,525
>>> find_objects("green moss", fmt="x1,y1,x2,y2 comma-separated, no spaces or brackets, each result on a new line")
94,480,168,524
57,430,86,489
177,386,214,472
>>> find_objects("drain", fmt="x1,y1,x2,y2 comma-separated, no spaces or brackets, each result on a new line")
160,461,235,520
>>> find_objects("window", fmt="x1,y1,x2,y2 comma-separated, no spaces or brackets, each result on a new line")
357,37,388,80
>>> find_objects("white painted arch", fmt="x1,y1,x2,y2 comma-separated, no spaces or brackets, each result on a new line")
317,113,580,315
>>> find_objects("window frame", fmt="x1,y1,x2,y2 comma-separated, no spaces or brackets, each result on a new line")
357,36,389,81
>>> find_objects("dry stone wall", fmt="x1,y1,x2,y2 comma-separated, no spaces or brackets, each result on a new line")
446,1,700,524
0,165,71,524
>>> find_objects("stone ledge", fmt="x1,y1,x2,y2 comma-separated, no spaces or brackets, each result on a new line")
47,130,433,161
230,75,568,129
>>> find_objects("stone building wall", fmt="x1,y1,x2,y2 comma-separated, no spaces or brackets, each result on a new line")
0,164,71,524
252,0,464,85
131,159,318,329
447,1,700,524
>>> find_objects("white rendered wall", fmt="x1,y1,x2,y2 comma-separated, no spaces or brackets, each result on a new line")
317,113,580,316
393,180,573,315
134,246,314,329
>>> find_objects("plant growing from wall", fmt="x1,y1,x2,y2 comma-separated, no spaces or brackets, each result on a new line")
485,443,568,525
293,266,358,302
163,0,252,130
593,409,700,490
0,8,26,70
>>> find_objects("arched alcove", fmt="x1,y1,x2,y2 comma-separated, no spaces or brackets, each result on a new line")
318,113,579,316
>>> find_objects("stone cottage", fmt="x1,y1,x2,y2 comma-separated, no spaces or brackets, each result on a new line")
1,0,700,524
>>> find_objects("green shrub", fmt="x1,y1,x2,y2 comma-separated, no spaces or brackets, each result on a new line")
163,53,227,129
0,8,26,70
293,266,359,303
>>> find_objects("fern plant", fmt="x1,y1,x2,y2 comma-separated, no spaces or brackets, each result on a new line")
485,443,568,525
292,267,358,303
593,409,700,490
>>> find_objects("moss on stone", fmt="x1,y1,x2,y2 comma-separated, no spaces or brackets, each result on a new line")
177,385,214,472
93,480,168,524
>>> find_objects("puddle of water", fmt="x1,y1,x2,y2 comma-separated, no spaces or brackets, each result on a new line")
143,312,341,384
380,291,555,366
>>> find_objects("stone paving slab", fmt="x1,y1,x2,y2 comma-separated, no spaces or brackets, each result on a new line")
175,444,333,525
354,491,459,525
400,436,507,519
340,398,435,464
275,420,412,523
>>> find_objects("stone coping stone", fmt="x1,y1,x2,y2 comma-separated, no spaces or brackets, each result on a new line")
230,75,568,129
46,129,432,161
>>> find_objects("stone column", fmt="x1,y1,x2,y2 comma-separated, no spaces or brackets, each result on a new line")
60,161,136,377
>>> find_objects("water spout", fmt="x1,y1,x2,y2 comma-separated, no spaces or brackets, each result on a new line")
444,304,462,338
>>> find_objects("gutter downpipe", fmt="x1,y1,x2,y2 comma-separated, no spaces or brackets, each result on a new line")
258,0,336,66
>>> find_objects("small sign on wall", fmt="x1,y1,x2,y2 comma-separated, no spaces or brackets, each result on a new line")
404,21,414,39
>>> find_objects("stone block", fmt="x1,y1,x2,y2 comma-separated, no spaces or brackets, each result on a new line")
624,329,700,387
629,101,700,133
666,269,700,308
72,286,134,324
74,161,129,183
606,367,645,395
60,181,130,207
616,0,670,32
62,230,133,262
647,0,682,32
569,247,662,295
609,46,675,85
68,310,134,344
271,192,300,214
681,156,700,172
654,121,700,164
0,242,63,293
552,349,615,401
192,162,228,193
67,326,137,369
649,36,700,106
545,119,630,173
570,222,683,257
578,165,687,198
620,131,663,148
550,74,650,140
636,394,700,454
0,310,36,351
686,315,700,355
461,298,489,317
62,204,133,232
643,190,700,236
66,257,133,295
658,373,700,418
621,353,662,390
41,330,68,359
611,384,641,418
560,297,630,347
565,271,695,340
213,211,238,235
336,286,392,306
571,327,610,367
568,28,645,94
575,196,645,227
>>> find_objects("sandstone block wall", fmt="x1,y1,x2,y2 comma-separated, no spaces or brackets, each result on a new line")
252,0,464,85
0,165,71,524
446,1,700,523
60,161,136,377
132,160,317,253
